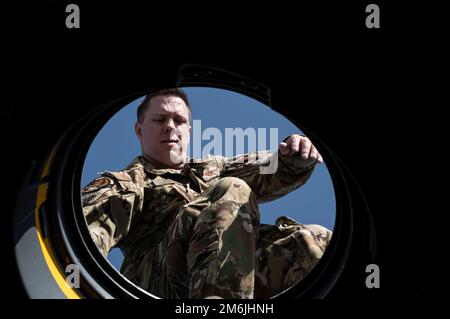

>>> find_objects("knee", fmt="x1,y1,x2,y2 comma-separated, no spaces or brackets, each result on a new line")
212,177,253,201
215,177,258,222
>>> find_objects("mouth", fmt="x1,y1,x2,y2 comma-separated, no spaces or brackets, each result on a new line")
160,139,179,144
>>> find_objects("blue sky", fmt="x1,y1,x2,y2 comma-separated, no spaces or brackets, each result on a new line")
81,87,336,269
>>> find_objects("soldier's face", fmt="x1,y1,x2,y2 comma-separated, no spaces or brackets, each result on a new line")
135,95,191,168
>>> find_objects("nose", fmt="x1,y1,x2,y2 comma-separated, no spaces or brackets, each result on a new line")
163,118,176,133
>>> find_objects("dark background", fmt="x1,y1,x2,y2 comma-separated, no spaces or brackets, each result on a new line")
1,0,446,313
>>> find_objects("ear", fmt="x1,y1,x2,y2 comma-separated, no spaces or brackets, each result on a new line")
135,122,143,141
187,125,191,144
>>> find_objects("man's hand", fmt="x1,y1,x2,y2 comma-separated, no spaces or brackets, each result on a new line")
279,134,323,164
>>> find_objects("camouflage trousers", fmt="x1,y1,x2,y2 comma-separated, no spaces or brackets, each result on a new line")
135,177,332,299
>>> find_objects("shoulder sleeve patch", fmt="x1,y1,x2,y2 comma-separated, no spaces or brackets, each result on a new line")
82,177,114,193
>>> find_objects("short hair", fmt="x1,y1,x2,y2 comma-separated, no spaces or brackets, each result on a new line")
137,88,192,123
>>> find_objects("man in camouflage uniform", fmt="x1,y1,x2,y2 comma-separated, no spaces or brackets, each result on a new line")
82,88,332,299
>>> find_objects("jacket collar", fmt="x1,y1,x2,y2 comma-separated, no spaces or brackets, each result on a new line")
127,154,213,175
126,155,185,175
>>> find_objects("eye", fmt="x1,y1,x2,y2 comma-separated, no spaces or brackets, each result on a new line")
175,117,186,124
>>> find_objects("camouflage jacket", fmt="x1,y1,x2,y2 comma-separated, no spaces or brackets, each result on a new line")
81,149,317,276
